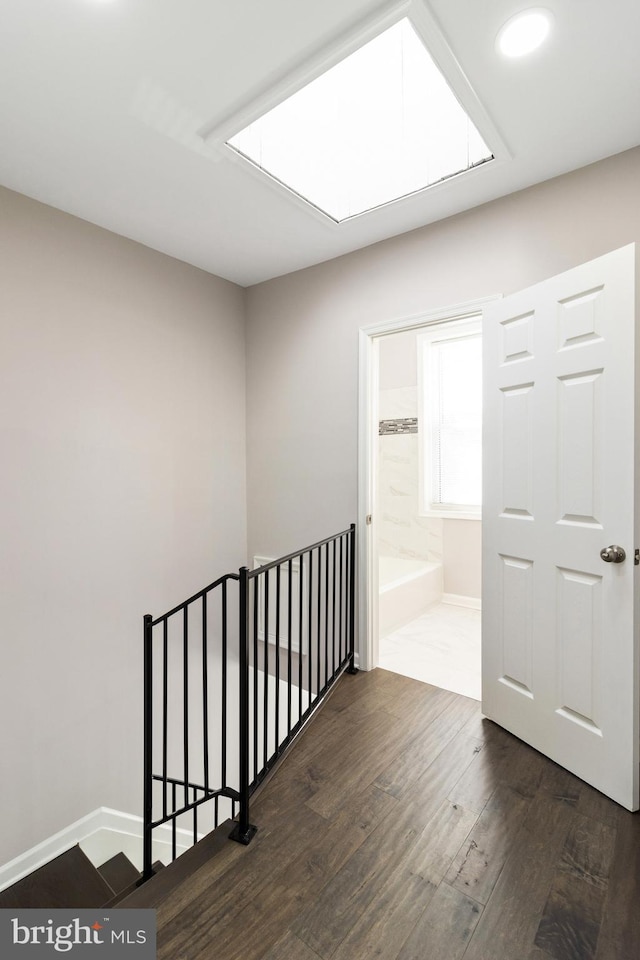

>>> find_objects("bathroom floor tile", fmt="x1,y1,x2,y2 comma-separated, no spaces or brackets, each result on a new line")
379,602,481,700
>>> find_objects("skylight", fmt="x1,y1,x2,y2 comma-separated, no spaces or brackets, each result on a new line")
226,18,493,223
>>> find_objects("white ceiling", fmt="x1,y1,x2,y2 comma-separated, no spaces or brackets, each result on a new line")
1,0,639,287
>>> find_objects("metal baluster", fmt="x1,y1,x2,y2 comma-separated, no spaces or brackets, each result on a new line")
308,549,313,712
222,580,228,789
171,783,177,862
331,539,337,680
162,619,168,821
142,615,154,881
202,595,209,795
263,571,269,776
253,577,258,786
324,542,329,692
229,566,256,844
348,523,357,674
316,546,321,700
275,564,281,754
338,537,344,665
298,552,304,724
193,787,198,845
183,606,189,809
287,557,293,738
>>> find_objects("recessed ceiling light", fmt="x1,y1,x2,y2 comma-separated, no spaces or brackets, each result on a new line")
226,18,493,223
496,9,553,58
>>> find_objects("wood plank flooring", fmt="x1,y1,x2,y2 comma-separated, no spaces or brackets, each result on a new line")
136,669,640,960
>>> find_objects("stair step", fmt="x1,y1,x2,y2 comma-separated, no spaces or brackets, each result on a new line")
98,852,139,895
0,845,113,909
118,820,237,909
103,862,165,908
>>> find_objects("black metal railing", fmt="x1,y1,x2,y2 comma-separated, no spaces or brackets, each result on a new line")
141,524,356,880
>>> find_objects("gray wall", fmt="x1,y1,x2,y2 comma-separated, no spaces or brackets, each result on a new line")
245,147,640,565
0,187,247,864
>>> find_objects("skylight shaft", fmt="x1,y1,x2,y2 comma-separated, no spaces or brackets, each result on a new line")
227,18,493,221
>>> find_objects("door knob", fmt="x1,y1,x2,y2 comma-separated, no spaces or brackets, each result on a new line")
600,545,626,563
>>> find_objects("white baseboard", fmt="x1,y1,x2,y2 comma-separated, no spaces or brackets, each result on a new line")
0,807,204,893
442,593,482,610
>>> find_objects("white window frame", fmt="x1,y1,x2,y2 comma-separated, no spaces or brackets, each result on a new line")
418,317,482,520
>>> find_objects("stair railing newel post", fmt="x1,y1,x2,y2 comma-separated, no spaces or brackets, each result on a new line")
229,566,258,845
347,522,358,674
141,613,155,882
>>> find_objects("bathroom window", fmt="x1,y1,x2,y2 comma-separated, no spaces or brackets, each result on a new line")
419,319,482,518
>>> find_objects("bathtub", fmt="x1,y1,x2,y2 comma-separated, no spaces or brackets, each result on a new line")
378,556,443,638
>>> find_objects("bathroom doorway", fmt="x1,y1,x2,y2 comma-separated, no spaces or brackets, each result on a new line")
359,302,487,700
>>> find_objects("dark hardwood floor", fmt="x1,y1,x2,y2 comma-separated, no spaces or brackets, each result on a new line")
143,669,640,960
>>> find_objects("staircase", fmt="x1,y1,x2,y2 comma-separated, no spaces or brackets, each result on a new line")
140,524,356,879
0,525,357,916
117,819,236,910
0,845,163,909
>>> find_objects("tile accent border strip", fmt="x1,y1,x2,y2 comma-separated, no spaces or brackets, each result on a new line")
379,417,418,435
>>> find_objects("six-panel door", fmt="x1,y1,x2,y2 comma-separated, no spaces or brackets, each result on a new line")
482,244,639,811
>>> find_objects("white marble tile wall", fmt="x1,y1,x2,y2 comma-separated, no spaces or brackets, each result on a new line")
426,517,443,565
377,386,442,563
378,386,417,420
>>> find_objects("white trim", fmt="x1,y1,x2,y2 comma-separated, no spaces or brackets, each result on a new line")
0,807,201,892
407,1,510,162
0,808,103,892
358,296,499,672
357,329,378,671
442,593,482,610
362,296,496,338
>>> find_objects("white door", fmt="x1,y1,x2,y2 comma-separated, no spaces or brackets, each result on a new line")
482,244,639,810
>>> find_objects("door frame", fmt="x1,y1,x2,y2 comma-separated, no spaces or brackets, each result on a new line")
357,295,499,671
